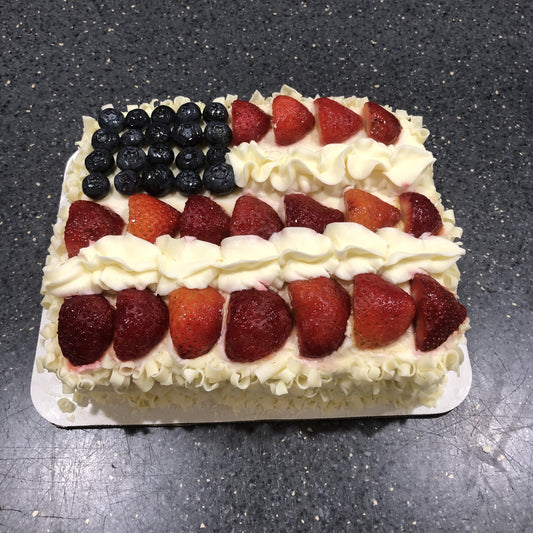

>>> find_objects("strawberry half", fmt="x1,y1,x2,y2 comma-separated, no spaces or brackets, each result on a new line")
272,95,315,146
113,288,169,361
229,194,284,240
179,195,231,245
288,277,351,358
314,97,363,145
225,288,292,362
399,192,443,237
410,273,467,352
344,188,401,232
128,193,181,243
284,193,344,234
231,100,271,145
353,273,416,349
169,287,225,359
58,294,115,366
64,200,125,257
362,101,402,145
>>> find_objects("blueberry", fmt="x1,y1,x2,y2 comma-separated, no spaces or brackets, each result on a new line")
145,122,171,144
120,128,144,147
97,108,124,133
114,169,143,195
171,122,203,148
116,146,147,171
175,170,204,196
203,102,229,123
204,121,232,146
151,105,176,125
202,163,236,195
91,128,120,152
85,149,114,173
206,145,229,165
82,173,110,200
142,165,175,197
176,102,202,123
124,108,149,129
148,143,175,166
176,147,206,171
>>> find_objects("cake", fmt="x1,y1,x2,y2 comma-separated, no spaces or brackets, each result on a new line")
37,86,469,416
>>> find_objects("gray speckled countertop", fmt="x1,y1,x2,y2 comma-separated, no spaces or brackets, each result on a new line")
1,1,531,531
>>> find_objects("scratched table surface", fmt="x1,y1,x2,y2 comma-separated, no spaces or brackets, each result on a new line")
1,1,531,531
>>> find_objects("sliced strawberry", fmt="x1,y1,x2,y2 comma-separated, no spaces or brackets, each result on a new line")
284,193,344,233
179,195,231,245
353,273,416,349
229,195,284,240
231,100,271,145
314,97,363,145
399,192,443,237
289,277,351,358
64,200,125,257
410,273,467,352
272,95,315,146
169,287,224,359
58,294,115,366
225,289,292,362
344,188,401,232
362,101,402,145
128,193,181,243
113,288,169,361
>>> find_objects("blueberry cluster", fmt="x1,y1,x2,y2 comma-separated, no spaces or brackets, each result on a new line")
82,101,236,200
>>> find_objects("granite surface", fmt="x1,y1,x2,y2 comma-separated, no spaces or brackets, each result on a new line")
1,1,531,531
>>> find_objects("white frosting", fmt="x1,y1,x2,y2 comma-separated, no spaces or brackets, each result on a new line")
38,87,468,413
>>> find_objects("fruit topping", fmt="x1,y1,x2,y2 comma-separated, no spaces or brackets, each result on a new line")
64,200,125,257
85,149,114,174
272,95,315,146
116,146,147,171
97,107,124,133
171,122,203,148
175,146,206,171
176,102,202,124
141,165,175,197
203,102,229,123
145,122,171,145
128,193,180,243
206,145,229,165
114,169,143,196
91,128,119,152
169,287,225,359
120,128,144,147
230,195,284,240
344,188,401,232
147,143,175,166
284,193,344,233
150,104,176,125
82,172,110,200
124,108,149,129
399,192,443,237
288,277,351,358
58,294,115,367
410,273,467,352
204,121,233,146
314,97,363,145
175,170,204,196
179,195,231,245
202,163,237,195
225,289,292,362
362,101,401,145
231,100,271,145
353,273,416,349
113,288,169,361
